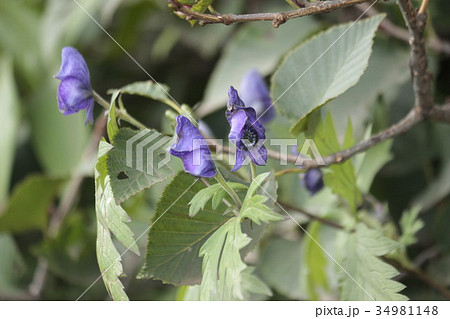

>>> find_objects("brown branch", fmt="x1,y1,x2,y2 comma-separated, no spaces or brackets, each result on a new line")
278,201,345,230
429,102,450,123
209,107,424,169
169,0,375,28
356,3,450,55
398,0,434,114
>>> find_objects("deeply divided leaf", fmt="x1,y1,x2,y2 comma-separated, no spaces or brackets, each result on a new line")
199,217,271,300
95,139,139,301
188,182,247,217
340,223,408,301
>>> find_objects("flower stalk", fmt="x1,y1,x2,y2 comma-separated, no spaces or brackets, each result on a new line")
250,162,257,180
214,170,242,209
93,91,147,130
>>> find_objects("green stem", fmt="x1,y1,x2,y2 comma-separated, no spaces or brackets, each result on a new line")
214,170,242,209
93,91,147,130
250,162,257,180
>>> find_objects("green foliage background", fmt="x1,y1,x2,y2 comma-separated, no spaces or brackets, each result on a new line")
0,0,449,300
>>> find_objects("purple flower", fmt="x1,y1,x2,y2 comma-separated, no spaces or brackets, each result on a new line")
291,146,324,195
55,47,94,124
240,69,275,124
303,169,324,195
226,86,267,171
170,116,217,178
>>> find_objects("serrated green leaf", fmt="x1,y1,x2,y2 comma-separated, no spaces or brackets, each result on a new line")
138,173,231,285
0,175,63,233
271,15,384,135
312,114,361,212
107,128,176,204
399,206,424,248
240,172,283,225
95,140,139,301
245,172,271,200
240,195,283,225
199,217,270,300
197,16,319,117
324,41,410,137
107,90,120,142
188,182,247,217
241,266,272,297
340,223,408,301
115,80,170,103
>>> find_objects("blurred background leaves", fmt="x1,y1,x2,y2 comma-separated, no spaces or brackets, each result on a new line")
0,0,449,300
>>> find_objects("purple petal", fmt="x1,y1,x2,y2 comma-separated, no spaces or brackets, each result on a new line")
227,86,245,108
247,145,267,166
171,116,204,153
58,77,93,113
232,149,246,171
55,47,91,89
228,109,247,143
170,116,216,178
84,101,94,124
179,148,217,178
240,69,275,124
304,168,324,195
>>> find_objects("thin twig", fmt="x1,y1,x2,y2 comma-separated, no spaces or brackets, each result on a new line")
278,201,345,230
209,107,423,169
169,0,375,28
418,0,430,15
356,3,450,55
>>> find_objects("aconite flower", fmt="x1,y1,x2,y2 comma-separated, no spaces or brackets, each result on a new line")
226,86,267,171
291,146,324,195
240,69,275,124
169,116,217,178
303,168,324,195
55,47,94,124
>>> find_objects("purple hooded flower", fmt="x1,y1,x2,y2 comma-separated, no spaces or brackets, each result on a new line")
303,168,324,195
226,86,267,171
170,116,217,178
55,47,94,124
240,69,275,124
291,146,324,195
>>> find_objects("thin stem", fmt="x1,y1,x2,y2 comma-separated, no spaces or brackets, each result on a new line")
419,0,429,14
214,170,242,209
275,167,306,178
249,162,257,180
93,91,147,130
278,201,345,230
166,100,184,117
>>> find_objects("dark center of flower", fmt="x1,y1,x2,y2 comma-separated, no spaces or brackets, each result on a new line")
241,126,259,149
